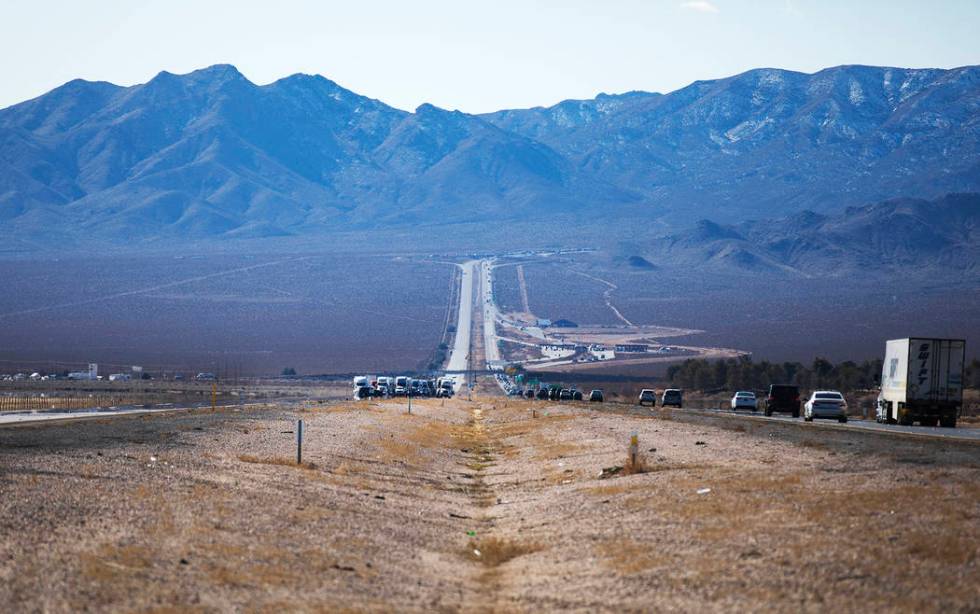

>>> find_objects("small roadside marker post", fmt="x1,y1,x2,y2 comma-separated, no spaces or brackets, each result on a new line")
297,419,304,465
211,382,217,411
630,430,639,469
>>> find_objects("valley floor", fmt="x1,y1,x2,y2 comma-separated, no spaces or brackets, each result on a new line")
0,397,978,612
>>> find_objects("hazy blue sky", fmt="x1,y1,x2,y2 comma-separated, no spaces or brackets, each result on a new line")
2,0,978,112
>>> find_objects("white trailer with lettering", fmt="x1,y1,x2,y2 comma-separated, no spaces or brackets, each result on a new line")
876,338,965,427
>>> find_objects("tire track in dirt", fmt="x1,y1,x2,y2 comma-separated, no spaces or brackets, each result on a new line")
567,270,634,326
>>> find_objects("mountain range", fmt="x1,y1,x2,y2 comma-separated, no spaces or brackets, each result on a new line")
645,192,980,276
1,63,978,245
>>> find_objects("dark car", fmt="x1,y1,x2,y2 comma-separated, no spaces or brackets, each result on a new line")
638,389,657,406
537,388,550,400
662,389,683,408
548,387,560,401
354,385,374,400
572,389,584,401
559,388,573,401
765,384,801,417
524,389,535,399
589,389,604,402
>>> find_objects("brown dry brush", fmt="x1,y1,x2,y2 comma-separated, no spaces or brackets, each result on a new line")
466,536,542,567
599,450,651,479
624,450,650,475
238,454,318,470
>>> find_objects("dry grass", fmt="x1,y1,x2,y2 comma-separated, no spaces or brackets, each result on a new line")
797,437,830,450
10,393,980,612
465,537,542,567
599,451,655,480
325,461,377,491
78,463,100,479
81,543,154,582
646,461,712,474
583,482,637,496
492,413,576,439
204,544,368,589
595,540,663,575
238,454,317,470
904,529,976,565
623,451,649,475
532,441,583,461
376,438,421,464
366,412,472,465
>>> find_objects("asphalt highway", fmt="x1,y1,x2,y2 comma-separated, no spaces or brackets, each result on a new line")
444,260,477,392
0,401,262,428
676,405,980,442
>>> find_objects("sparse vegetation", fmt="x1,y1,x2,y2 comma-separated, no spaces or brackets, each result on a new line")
623,450,649,475
668,355,884,392
466,537,542,567
238,454,317,470
595,540,662,575
2,394,978,612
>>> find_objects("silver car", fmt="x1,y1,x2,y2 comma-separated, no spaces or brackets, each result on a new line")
804,390,848,423
731,391,757,411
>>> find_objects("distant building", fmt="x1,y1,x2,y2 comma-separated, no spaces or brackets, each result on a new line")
615,344,649,353
536,318,552,327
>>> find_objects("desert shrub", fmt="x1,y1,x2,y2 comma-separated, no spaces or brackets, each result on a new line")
667,356,883,392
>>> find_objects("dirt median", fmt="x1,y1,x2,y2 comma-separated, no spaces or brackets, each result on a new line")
0,397,977,612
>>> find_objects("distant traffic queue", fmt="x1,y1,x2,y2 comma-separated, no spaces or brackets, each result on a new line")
353,375,454,400
350,337,968,429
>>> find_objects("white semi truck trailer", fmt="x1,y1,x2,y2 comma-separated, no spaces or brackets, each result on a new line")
876,338,965,427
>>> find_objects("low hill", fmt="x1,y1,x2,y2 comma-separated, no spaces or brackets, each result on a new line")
653,193,980,276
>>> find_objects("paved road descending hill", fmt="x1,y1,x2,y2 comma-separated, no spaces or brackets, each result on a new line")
444,260,477,391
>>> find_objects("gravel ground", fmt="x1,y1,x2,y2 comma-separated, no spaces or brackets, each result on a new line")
0,396,977,612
